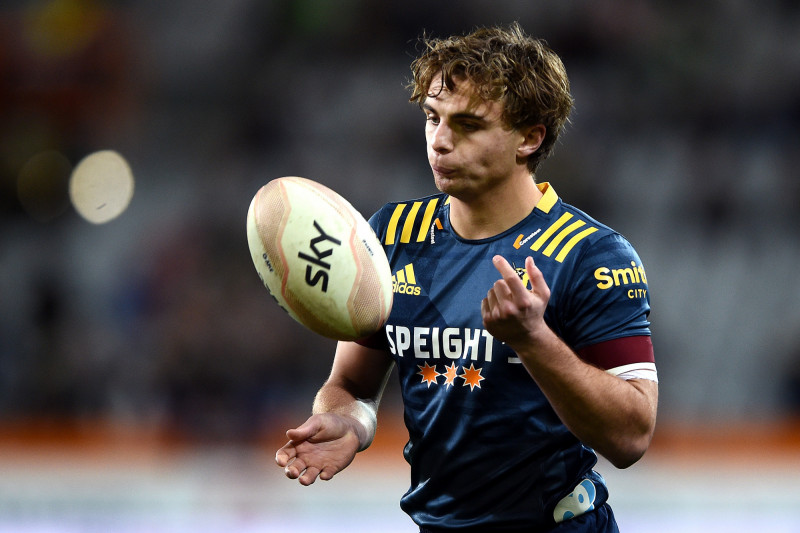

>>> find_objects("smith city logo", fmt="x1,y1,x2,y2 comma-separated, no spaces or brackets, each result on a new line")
392,263,421,296
594,261,648,299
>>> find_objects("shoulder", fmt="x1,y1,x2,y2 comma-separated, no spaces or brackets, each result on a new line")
368,193,448,247
566,204,643,272
542,201,652,348
535,198,649,304
532,196,640,268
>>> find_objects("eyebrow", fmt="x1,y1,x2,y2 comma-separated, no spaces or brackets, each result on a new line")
422,102,488,123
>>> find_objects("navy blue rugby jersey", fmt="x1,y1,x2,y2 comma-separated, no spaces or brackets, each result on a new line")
359,182,652,531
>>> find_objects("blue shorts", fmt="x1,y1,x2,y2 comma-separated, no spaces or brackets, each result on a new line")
418,503,619,533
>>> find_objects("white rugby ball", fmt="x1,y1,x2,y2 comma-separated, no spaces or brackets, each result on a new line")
246,176,393,340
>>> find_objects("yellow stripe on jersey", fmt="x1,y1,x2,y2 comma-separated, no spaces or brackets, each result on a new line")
530,213,573,251
417,198,440,242
404,264,416,284
385,204,406,245
555,227,598,262
386,199,441,245
530,211,598,262
542,220,586,257
392,264,416,284
400,201,423,243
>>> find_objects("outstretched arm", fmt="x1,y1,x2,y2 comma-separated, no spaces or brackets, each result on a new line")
481,255,658,469
275,341,394,485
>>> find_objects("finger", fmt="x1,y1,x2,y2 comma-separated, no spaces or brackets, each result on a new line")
485,282,506,307
284,456,306,479
275,444,296,467
493,277,515,299
319,464,339,481
299,466,321,486
524,256,550,298
483,284,505,318
492,255,530,302
491,255,519,281
480,295,493,320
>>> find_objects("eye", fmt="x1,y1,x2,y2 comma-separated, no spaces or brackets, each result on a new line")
425,114,440,125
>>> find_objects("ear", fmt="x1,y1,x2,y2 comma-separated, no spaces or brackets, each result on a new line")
517,124,546,159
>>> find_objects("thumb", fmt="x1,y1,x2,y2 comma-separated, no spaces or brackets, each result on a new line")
286,418,321,443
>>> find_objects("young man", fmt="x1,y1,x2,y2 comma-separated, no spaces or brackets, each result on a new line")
275,23,658,532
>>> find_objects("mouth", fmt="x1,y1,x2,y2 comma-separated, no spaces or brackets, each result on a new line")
431,164,456,177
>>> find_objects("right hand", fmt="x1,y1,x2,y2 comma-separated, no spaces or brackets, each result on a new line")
275,413,362,485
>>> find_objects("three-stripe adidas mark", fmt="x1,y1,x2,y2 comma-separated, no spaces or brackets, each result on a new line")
392,264,420,295
517,212,597,263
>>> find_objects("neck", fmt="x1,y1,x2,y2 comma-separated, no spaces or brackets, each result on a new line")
449,175,543,240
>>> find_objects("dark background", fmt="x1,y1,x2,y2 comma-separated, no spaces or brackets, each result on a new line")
2,0,799,444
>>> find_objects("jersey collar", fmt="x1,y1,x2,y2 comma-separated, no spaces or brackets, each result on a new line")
534,182,558,214
440,182,557,217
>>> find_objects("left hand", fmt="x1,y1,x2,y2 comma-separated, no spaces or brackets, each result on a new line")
275,412,362,486
481,255,551,348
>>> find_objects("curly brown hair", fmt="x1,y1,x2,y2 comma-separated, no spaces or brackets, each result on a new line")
409,23,574,174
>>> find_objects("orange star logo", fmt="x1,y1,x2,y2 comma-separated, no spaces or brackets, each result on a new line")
442,363,458,388
460,364,485,391
417,362,440,387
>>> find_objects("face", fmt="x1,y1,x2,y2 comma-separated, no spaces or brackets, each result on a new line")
423,75,533,201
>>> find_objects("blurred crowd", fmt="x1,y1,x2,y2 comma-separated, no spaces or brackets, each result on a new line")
1,0,799,442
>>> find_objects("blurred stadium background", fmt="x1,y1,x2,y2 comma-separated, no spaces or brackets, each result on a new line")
1,0,799,531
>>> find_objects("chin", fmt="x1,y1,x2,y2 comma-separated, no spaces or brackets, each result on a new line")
435,179,477,203
434,175,458,194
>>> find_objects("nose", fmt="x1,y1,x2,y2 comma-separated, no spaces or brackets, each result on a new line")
429,123,453,154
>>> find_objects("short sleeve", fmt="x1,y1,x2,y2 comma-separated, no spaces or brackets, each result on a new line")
557,233,651,352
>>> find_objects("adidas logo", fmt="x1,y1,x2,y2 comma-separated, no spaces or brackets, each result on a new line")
392,264,421,295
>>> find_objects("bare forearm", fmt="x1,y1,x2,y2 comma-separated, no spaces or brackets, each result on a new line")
308,342,394,452
312,380,379,451
513,330,658,468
